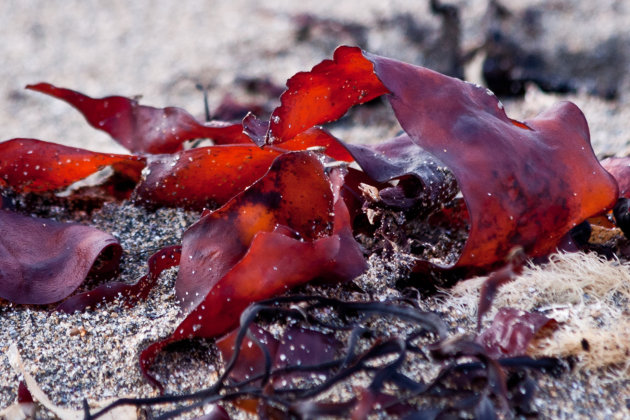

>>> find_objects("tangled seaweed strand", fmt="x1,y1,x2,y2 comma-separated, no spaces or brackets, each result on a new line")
84,296,563,419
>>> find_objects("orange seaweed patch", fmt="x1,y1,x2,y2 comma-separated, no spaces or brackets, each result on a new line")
134,145,281,211
134,128,353,212
140,153,367,387
264,46,388,144
174,151,335,312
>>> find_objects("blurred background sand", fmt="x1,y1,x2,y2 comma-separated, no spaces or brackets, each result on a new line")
2,0,629,154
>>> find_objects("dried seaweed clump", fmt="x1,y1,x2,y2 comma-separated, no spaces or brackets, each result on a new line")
448,252,630,379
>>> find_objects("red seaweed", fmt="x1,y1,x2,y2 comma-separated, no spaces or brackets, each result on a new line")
174,151,337,311
476,307,557,358
0,138,145,194
139,152,367,387
134,145,281,211
1,47,613,412
260,46,618,268
215,325,280,384
258,47,389,144
0,209,121,304
133,128,353,211
366,49,618,266
216,324,340,387
601,156,630,198
342,133,457,210
56,245,181,313
27,83,250,154
274,127,354,162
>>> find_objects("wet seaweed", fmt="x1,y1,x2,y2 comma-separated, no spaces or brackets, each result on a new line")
83,296,563,419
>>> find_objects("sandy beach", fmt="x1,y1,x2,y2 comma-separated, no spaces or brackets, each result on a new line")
1,1,630,418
